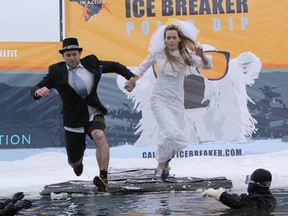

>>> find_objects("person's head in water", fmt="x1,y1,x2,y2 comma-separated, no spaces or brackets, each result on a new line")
246,168,272,194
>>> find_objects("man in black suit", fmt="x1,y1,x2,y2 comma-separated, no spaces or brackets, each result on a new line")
31,37,136,192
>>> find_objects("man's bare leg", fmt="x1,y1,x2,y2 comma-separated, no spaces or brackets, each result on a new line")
91,129,110,172
91,129,110,193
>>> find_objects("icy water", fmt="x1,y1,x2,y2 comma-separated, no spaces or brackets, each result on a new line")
5,189,288,216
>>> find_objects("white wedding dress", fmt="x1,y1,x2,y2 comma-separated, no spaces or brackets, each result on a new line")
135,50,212,163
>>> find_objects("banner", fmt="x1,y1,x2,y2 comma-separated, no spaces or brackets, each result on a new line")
1,1,287,70
65,0,288,68
1,0,288,154
0,42,61,71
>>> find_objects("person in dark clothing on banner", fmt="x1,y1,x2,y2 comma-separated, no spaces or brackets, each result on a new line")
31,37,136,192
202,168,277,209
0,192,32,216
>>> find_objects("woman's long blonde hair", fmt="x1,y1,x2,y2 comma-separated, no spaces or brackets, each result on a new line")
164,24,196,66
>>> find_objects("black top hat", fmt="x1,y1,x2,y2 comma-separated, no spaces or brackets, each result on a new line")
59,37,83,54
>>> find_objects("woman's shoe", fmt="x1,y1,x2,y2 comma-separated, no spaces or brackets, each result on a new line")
153,169,163,180
161,167,170,180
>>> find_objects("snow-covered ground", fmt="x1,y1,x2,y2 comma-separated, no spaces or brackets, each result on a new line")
0,140,287,199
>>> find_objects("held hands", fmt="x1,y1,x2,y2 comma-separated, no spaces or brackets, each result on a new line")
202,187,226,201
124,76,137,92
35,86,50,98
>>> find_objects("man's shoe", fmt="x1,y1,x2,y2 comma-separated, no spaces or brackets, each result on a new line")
73,164,83,176
93,176,108,192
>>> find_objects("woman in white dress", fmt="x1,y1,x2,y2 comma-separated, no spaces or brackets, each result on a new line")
125,19,212,180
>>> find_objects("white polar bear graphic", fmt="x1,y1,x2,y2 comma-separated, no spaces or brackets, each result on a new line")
117,47,261,146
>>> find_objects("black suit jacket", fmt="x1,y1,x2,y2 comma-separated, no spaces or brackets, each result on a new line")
31,54,135,127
